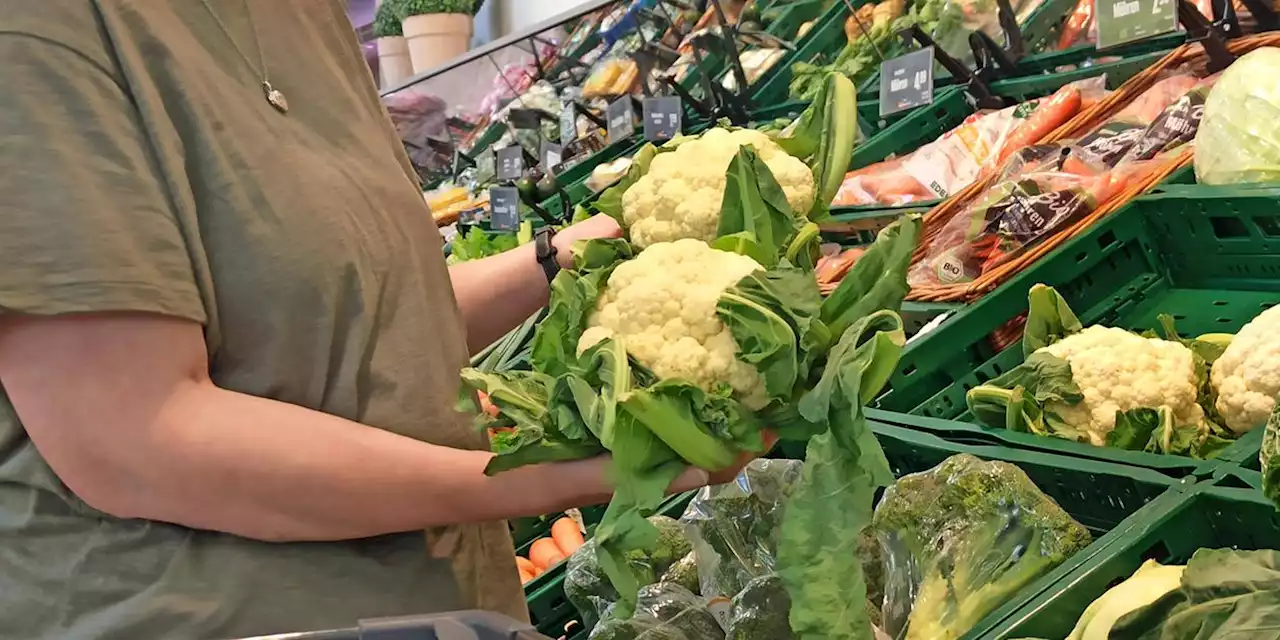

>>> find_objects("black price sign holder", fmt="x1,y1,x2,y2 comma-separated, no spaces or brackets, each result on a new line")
878,47,935,118
488,186,521,231
643,96,682,141
606,97,637,144
540,141,564,174
495,146,525,181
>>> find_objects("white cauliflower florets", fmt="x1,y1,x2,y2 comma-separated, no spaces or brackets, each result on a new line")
577,239,768,408
1040,326,1204,445
1212,305,1280,434
621,128,815,248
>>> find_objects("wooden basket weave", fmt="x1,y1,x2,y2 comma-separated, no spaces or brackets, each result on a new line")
906,31,1280,303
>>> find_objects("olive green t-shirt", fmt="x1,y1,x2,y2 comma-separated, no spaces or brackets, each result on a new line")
0,1,524,637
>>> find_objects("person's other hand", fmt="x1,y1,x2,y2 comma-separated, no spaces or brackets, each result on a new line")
669,431,780,492
552,214,623,269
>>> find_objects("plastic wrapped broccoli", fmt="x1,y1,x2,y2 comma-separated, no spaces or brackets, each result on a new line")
682,459,802,600
591,584,725,640
872,453,1091,640
566,516,697,630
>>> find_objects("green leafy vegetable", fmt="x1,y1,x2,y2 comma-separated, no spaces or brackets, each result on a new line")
1109,549,1280,639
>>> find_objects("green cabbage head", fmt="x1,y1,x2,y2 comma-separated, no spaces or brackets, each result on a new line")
1195,47,1280,185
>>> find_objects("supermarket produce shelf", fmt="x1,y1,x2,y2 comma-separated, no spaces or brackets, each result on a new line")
875,175,1280,472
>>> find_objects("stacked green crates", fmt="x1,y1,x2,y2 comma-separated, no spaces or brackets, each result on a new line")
872,175,1280,472
983,472,1280,638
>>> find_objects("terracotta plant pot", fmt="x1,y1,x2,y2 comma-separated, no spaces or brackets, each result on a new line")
377,36,413,89
402,13,473,74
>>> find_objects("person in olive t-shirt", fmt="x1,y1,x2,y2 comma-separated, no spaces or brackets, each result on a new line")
0,2,751,639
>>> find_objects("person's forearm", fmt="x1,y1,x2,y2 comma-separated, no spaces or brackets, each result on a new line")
87,380,613,542
449,243,549,354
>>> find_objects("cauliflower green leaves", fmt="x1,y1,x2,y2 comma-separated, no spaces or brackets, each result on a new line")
966,284,1238,458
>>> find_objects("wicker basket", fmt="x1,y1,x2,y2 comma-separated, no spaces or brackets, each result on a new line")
906,31,1280,303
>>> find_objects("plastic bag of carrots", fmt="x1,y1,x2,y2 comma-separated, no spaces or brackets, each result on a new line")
831,77,1107,208
909,70,1217,287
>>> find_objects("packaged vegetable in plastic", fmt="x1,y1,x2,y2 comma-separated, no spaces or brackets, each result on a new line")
682,459,802,602
908,73,1214,286
590,583,725,640
831,78,1105,208
872,453,1091,640
566,516,696,631
1195,48,1280,185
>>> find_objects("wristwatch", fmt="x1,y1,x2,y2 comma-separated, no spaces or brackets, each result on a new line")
535,227,561,283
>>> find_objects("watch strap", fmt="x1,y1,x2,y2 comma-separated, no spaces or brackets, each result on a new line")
535,228,561,283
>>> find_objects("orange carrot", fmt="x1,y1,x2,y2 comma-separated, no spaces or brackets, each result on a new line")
519,566,536,584
516,556,540,578
1056,0,1093,50
996,87,1083,167
529,538,566,571
551,518,586,556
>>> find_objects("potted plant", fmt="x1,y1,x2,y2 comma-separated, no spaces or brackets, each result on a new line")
401,0,484,74
373,0,413,89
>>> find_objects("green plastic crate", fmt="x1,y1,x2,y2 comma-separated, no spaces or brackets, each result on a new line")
774,419,1183,639
876,183,1280,472
525,491,696,640
983,477,1279,639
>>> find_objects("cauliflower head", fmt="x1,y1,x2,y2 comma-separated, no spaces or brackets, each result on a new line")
1039,326,1203,445
621,128,816,248
1212,304,1280,434
578,239,769,408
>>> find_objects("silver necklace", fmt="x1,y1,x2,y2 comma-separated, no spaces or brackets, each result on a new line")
198,0,289,114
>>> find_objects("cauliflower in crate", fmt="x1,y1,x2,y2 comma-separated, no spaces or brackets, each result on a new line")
1211,304,1280,434
966,284,1237,458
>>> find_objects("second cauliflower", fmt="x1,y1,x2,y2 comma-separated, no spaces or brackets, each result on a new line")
621,128,816,248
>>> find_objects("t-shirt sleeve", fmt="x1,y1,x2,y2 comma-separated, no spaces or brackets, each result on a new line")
0,35,206,322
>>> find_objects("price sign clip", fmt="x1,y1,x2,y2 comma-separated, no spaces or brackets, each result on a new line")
1176,0,1237,73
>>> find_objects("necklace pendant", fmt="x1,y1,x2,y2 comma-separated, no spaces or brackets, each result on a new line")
262,81,289,114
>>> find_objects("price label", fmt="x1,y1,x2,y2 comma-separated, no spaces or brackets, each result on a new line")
606,97,635,143
489,186,520,231
879,47,935,118
560,103,578,143
540,141,564,174
642,96,682,141
496,146,524,181
1096,0,1177,49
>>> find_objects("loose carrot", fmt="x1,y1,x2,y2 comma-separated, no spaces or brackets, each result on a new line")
529,538,566,571
996,87,1083,167
551,518,586,556
516,556,540,577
